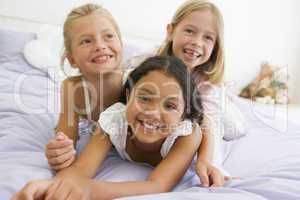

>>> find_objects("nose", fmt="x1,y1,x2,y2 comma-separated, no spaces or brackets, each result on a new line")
94,38,107,52
191,34,204,48
143,102,161,120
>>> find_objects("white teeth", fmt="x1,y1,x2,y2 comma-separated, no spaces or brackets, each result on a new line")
143,122,157,130
184,49,201,58
92,55,112,63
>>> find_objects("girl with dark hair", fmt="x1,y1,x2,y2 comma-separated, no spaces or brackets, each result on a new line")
12,56,204,200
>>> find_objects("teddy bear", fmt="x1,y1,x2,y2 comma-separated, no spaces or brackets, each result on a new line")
239,62,290,104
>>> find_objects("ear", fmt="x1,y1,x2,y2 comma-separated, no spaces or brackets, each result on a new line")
66,53,77,68
166,23,174,42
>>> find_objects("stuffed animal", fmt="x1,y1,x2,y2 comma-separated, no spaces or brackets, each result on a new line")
239,62,290,104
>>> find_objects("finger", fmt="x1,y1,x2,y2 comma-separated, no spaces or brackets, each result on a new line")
196,166,209,187
46,144,75,158
210,171,224,187
224,176,231,181
10,192,20,200
225,176,240,181
13,180,48,200
12,192,32,200
52,156,75,171
56,132,67,140
45,179,62,200
66,189,84,200
66,191,78,200
52,180,73,200
46,139,73,150
48,148,76,166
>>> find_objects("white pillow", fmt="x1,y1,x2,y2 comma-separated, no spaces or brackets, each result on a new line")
23,25,77,82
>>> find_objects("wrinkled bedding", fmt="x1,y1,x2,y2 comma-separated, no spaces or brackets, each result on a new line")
1,32,300,200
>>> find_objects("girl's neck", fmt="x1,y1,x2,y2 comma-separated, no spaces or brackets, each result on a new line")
127,131,164,154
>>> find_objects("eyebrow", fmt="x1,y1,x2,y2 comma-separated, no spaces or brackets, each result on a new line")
167,96,180,101
78,29,113,38
184,24,216,35
137,88,155,95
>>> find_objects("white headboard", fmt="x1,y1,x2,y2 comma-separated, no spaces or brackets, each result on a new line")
1,0,300,103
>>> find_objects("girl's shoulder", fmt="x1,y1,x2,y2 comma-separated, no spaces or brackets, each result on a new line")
98,103,127,141
62,75,83,88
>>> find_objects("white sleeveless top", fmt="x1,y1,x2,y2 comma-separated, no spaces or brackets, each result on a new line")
98,102,194,161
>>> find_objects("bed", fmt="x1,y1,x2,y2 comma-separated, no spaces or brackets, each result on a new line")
1,28,300,200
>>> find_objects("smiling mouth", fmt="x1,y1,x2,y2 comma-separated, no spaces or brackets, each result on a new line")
183,48,202,58
91,55,113,64
137,119,164,133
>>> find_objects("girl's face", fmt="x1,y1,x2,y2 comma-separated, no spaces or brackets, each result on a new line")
167,9,217,70
67,13,122,76
126,70,185,145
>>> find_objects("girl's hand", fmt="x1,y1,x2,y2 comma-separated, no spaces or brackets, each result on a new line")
45,132,76,171
195,159,229,187
45,176,91,200
10,179,52,200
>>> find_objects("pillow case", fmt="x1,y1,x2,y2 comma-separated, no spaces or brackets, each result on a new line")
0,29,36,66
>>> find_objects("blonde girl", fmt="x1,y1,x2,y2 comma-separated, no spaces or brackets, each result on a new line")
43,3,125,171
158,0,246,186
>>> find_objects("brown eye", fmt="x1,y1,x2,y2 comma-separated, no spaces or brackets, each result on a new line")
164,102,177,111
137,95,151,103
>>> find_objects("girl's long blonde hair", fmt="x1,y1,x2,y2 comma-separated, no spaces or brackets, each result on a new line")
158,0,224,85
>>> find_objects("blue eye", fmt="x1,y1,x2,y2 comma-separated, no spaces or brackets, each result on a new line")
105,33,115,40
184,29,194,35
205,35,215,42
80,39,91,45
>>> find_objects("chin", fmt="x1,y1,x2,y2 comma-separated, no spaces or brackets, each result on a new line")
134,131,161,144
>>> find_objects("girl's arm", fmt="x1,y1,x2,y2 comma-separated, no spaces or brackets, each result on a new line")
45,78,80,170
197,117,214,161
55,78,80,142
195,117,226,187
56,126,112,178
13,128,113,200
86,125,201,200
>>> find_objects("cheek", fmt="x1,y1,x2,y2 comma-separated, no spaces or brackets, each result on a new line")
172,36,189,55
206,43,215,56
113,39,123,54
125,100,139,123
163,112,182,125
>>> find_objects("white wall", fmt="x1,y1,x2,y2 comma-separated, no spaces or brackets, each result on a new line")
1,0,300,104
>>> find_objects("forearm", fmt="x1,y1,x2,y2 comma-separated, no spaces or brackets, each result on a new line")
197,126,214,162
89,180,167,200
56,162,90,179
57,132,112,179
